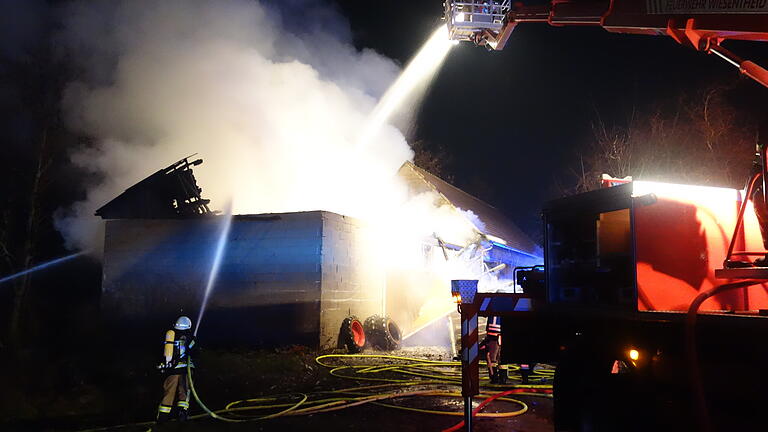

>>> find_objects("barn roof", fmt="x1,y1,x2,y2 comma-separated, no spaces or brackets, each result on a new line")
397,161,541,257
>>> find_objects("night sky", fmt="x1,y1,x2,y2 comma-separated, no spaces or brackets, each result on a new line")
337,0,768,237
1,0,767,253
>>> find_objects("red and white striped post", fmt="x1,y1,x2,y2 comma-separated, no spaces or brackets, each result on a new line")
452,279,479,432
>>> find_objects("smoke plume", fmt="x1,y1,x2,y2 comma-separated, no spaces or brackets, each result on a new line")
53,0,529,345
55,0,432,252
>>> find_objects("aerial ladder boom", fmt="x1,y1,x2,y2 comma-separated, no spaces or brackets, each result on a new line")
444,0,768,87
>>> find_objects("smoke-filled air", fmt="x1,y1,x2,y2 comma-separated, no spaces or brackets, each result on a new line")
55,0,466,257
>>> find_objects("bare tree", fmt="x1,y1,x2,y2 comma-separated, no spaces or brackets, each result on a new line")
0,212,13,270
411,139,454,182
560,86,757,195
7,130,52,346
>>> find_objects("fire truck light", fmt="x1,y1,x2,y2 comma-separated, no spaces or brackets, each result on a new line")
629,349,640,361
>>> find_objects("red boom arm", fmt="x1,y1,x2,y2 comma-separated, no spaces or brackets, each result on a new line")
452,0,768,87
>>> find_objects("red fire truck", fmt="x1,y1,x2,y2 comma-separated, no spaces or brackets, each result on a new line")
444,2,768,431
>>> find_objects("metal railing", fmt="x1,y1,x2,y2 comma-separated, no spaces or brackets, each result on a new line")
444,0,510,41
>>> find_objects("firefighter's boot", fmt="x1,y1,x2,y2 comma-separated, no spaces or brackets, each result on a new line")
497,365,508,384
177,399,190,421
157,405,173,423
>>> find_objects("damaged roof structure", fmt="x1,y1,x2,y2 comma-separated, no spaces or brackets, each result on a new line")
398,161,541,258
98,158,541,347
96,156,211,219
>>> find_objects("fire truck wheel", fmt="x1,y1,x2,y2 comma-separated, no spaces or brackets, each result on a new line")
338,316,366,353
363,315,402,351
555,346,641,432
553,350,580,431
554,346,608,431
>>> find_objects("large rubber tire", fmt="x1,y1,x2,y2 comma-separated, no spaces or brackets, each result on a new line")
554,345,611,432
554,346,643,432
338,316,366,353
363,315,402,351
553,350,581,432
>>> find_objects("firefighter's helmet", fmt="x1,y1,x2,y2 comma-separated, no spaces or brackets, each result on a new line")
174,316,192,330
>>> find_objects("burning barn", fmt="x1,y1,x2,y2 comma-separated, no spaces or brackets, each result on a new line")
98,158,541,347
387,162,542,339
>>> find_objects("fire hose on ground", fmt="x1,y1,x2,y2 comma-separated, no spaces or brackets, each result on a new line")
77,353,554,431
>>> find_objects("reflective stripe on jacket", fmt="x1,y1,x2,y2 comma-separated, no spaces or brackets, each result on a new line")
486,316,502,336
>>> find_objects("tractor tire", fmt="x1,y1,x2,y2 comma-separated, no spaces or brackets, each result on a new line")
338,316,366,353
363,315,402,351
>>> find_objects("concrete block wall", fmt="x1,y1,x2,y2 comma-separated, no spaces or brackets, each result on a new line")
318,212,385,348
103,210,536,348
102,211,386,348
102,213,325,346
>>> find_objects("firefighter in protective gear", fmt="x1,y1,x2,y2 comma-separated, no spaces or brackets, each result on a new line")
483,316,502,383
156,316,196,422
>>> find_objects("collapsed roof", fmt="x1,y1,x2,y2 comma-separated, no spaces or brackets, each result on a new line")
95,157,211,219
397,161,541,257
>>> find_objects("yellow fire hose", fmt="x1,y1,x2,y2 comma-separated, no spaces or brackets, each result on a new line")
78,353,553,431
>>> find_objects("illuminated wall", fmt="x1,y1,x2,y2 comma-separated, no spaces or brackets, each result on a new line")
102,211,384,347
102,210,540,347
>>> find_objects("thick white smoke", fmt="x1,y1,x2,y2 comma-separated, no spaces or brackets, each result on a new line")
53,0,528,348
55,0,434,252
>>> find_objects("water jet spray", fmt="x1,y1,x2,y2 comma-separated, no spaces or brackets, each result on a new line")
194,202,234,336
356,25,456,150
0,251,90,285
